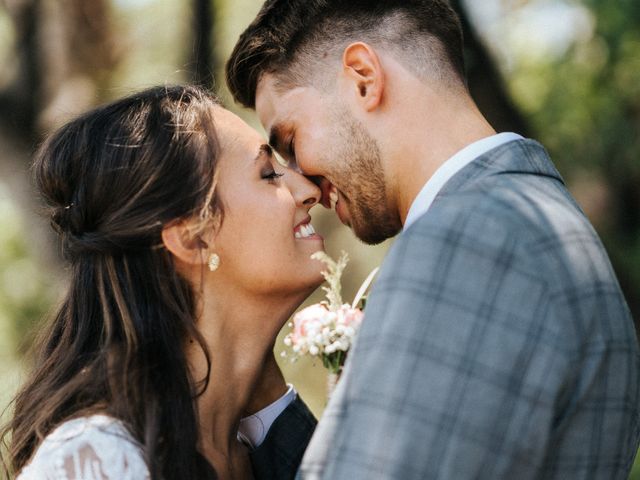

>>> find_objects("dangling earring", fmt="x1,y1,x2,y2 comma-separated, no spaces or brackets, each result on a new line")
208,253,220,272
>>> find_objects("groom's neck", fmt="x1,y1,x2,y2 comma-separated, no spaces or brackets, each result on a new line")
379,84,496,226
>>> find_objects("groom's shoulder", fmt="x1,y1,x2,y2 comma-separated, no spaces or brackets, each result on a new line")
394,169,609,288
375,169,632,349
402,179,556,251
410,159,588,240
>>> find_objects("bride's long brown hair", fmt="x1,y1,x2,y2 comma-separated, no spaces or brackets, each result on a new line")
1,85,223,479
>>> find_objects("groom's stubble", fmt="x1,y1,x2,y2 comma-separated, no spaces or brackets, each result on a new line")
329,105,402,245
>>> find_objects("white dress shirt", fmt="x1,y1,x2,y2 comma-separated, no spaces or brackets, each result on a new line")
237,384,297,448
404,132,524,230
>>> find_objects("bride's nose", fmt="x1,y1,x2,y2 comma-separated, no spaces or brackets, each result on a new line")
288,171,320,208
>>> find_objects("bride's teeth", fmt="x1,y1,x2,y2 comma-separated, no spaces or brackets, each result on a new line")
295,223,316,239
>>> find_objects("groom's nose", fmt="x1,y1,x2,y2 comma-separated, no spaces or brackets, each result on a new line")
307,176,333,209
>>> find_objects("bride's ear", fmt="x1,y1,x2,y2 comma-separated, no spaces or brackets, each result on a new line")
161,219,213,267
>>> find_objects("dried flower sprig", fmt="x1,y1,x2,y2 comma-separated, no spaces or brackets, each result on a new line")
283,251,378,376
312,251,349,311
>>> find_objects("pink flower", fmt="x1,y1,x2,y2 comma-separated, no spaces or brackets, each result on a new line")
336,305,364,329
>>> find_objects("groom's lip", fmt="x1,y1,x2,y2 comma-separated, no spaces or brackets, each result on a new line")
319,180,351,226
335,195,351,227
318,178,334,209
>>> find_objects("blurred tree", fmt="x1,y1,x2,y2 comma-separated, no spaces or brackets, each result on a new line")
190,0,216,87
0,0,120,140
0,0,39,139
579,0,640,327
506,0,640,329
451,0,530,136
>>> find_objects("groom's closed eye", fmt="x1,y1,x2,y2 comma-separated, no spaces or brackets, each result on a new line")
305,175,323,189
269,126,294,163
269,136,301,173
268,128,283,156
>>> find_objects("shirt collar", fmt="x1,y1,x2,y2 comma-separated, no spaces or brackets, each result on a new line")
404,132,524,230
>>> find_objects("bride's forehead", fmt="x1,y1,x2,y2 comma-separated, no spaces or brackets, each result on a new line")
213,107,263,147
212,105,245,129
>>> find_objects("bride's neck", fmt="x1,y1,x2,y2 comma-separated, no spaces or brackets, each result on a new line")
186,285,305,463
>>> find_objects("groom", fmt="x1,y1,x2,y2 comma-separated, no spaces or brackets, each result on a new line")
228,0,640,478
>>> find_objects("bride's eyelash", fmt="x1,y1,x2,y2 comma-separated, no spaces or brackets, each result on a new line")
261,169,285,181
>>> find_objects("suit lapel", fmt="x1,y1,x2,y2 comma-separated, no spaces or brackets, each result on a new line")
434,139,565,205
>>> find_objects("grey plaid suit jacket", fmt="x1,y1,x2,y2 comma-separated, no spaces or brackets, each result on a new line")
256,139,640,479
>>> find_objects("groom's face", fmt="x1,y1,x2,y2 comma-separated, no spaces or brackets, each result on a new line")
255,75,401,245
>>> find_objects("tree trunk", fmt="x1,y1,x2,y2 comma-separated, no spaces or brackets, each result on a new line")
451,0,530,136
0,0,41,140
190,0,216,88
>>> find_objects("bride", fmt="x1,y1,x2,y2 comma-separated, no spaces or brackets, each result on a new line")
1,85,323,479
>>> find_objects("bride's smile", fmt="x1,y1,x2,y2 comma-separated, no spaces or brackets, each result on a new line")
210,106,326,297
294,217,320,240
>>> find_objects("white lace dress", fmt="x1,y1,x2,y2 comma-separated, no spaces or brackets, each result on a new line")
17,415,150,480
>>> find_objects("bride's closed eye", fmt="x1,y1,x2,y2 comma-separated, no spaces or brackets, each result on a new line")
261,167,284,183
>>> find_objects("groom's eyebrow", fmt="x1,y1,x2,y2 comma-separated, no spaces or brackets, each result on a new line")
256,143,273,161
268,124,284,153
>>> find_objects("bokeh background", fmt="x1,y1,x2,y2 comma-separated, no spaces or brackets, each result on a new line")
0,0,638,476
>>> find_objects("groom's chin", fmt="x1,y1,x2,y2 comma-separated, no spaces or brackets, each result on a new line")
352,219,401,246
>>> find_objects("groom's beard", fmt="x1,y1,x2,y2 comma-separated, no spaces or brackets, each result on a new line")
331,109,401,245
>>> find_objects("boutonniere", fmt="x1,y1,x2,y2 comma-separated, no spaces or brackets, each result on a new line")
283,251,378,397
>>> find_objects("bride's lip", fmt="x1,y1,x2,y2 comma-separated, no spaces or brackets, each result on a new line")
293,216,323,240
294,215,312,230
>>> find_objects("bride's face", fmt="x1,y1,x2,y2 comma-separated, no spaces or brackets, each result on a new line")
211,107,325,296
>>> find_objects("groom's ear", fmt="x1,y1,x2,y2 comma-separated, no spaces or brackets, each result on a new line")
161,219,212,267
341,42,384,112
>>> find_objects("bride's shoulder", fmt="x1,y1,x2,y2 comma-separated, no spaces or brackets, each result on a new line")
17,415,149,480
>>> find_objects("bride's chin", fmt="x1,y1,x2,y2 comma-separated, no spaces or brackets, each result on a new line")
300,273,325,292
292,273,325,297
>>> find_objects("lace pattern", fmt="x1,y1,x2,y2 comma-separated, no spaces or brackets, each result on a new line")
17,415,149,480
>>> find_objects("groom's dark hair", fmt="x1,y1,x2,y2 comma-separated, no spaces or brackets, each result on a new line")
226,0,466,109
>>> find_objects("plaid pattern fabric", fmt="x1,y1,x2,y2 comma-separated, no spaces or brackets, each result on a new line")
296,139,640,479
